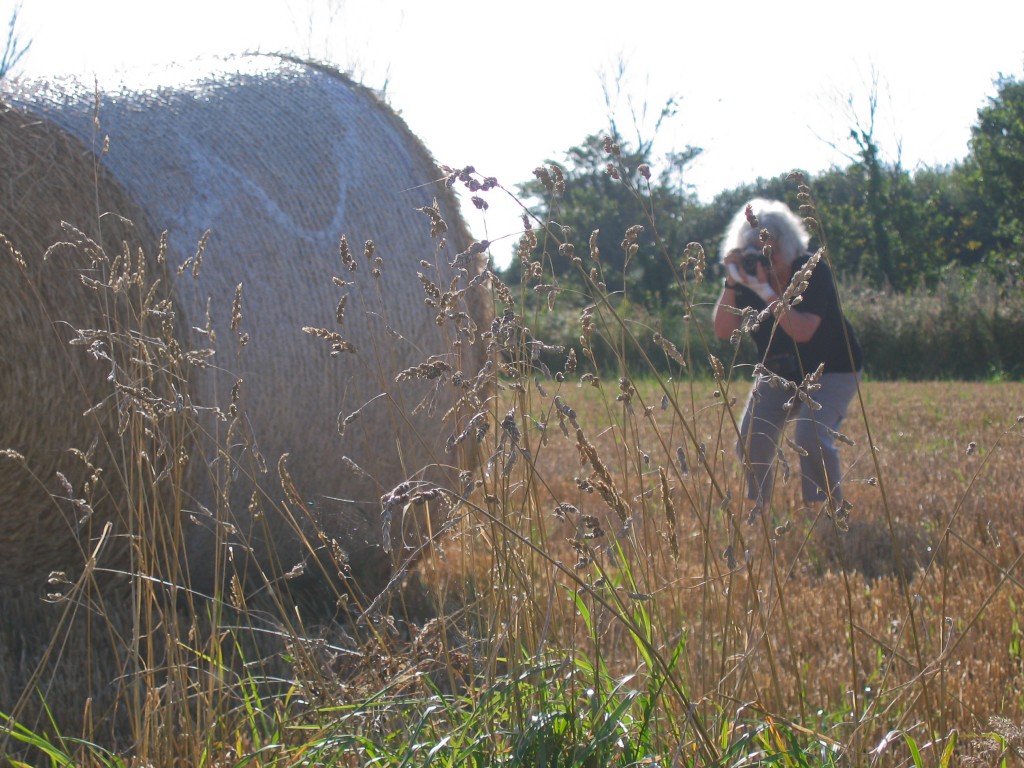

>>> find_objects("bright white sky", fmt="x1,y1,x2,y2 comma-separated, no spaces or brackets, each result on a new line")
7,0,1024,265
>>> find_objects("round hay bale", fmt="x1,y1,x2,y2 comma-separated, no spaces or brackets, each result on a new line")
0,54,492,594
0,101,164,585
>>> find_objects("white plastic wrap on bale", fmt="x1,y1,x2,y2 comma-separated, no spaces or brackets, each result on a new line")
2,55,489,591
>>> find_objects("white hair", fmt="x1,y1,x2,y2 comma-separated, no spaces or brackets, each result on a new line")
720,198,810,266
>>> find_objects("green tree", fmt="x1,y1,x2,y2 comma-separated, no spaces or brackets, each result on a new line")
967,74,1024,272
905,163,992,272
816,84,964,289
849,119,895,283
510,131,702,307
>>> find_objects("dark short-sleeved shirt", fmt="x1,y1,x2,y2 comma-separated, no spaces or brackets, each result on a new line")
733,253,863,382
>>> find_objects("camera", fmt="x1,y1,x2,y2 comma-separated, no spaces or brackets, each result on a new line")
740,247,769,277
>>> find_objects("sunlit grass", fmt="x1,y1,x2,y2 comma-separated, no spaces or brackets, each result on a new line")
3,160,1024,767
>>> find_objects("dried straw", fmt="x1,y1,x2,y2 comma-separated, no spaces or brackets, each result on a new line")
0,53,491,590
0,101,159,583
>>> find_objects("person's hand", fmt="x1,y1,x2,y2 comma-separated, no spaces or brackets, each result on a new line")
746,265,778,303
724,249,777,302
722,249,746,287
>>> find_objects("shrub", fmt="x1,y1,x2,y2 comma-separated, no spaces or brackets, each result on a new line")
843,269,1024,379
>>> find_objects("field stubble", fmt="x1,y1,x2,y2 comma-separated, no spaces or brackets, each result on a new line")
433,372,1024,758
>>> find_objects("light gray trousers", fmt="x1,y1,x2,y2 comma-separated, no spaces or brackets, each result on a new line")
737,371,860,508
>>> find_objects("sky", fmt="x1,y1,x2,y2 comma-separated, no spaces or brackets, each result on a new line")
6,0,1024,266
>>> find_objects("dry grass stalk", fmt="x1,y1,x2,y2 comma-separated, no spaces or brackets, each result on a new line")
1,54,495,760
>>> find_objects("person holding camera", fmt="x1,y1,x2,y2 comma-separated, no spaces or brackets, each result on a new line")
712,198,863,517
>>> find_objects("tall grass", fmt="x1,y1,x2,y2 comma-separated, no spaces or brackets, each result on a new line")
3,155,1024,767
842,269,1024,380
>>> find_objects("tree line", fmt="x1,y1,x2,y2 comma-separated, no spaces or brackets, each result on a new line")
505,74,1023,296
496,74,1024,380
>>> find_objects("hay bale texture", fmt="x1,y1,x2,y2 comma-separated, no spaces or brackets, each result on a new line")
0,54,491,592
0,102,164,588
